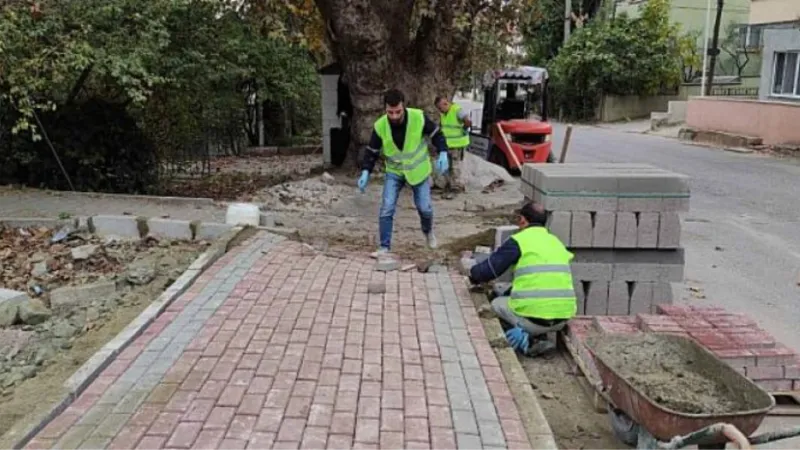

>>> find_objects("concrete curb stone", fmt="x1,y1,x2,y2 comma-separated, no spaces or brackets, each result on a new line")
468,291,558,450
5,226,248,450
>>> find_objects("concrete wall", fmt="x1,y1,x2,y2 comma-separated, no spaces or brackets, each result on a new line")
750,0,800,25
596,94,682,122
686,96,800,145
759,28,800,102
320,74,339,166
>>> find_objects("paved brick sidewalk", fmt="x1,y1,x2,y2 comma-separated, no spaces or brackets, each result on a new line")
26,232,534,449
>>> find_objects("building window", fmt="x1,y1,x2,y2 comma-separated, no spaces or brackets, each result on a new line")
772,51,800,97
739,25,763,49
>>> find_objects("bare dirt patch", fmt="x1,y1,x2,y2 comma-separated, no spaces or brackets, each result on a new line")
519,353,625,449
158,154,325,200
588,333,746,415
252,170,521,261
0,225,204,439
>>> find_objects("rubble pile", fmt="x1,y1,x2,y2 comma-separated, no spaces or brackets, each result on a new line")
0,224,201,396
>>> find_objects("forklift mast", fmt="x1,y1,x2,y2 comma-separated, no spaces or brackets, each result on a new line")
477,67,549,135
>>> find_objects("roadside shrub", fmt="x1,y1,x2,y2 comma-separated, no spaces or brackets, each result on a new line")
0,98,158,193
548,0,682,121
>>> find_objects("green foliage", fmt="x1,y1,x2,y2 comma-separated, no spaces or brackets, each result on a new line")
0,0,320,193
0,99,158,193
678,31,702,82
519,0,570,65
547,0,682,120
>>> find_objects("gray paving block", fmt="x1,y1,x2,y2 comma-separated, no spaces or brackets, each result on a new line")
520,180,536,200
616,173,690,194
541,195,619,212
607,281,630,315
537,172,619,194
612,249,685,282
618,197,665,212
592,212,616,248
195,222,234,241
494,225,519,250
652,282,674,311
473,400,500,422
573,279,586,316
636,212,660,248
90,215,141,239
613,212,637,248
546,211,572,246
452,409,479,434
147,218,193,240
478,420,506,447
662,196,691,212
457,433,483,449
571,250,613,280
658,212,681,248
630,282,654,314
584,281,609,316
570,212,593,248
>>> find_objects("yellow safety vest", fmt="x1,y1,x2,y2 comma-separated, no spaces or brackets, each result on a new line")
374,108,433,186
440,104,470,149
509,227,577,320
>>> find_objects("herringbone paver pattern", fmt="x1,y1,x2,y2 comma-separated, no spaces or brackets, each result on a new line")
26,232,533,449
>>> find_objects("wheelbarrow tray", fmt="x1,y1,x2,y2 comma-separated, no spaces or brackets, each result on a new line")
584,334,775,442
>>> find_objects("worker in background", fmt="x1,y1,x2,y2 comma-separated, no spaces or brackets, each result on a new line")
357,88,450,257
435,96,472,199
467,201,577,356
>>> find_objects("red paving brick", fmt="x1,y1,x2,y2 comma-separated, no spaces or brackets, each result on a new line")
28,234,535,449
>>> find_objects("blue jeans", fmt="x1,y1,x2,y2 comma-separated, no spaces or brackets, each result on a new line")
379,172,433,250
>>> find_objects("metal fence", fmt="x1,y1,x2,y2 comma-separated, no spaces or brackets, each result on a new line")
710,86,759,98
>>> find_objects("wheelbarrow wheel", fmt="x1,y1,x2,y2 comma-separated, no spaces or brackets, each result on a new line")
609,408,640,447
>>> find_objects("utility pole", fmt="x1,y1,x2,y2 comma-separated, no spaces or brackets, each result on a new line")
700,0,712,96
564,0,572,44
704,0,725,96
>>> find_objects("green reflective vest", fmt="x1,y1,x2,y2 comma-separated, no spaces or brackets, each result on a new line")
509,226,577,320
440,104,470,149
374,108,432,186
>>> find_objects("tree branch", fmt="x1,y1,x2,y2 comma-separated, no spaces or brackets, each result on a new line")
66,64,94,106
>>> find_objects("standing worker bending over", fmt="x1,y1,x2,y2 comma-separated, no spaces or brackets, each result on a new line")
357,89,450,257
468,202,577,356
435,96,472,198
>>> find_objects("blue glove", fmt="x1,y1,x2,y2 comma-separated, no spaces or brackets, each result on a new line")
505,326,530,354
357,170,369,193
436,152,449,175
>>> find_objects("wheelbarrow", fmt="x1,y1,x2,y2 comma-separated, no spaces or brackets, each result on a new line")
582,334,800,449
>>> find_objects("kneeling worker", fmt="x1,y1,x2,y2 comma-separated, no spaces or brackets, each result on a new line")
468,201,577,356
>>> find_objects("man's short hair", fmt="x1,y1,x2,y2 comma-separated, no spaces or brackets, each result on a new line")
518,201,547,226
434,96,446,105
384,89,405,107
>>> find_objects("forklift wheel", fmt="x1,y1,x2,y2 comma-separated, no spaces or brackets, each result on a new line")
547,151,556,163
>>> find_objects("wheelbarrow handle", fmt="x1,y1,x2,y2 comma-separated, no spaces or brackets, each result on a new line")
661,423,751,450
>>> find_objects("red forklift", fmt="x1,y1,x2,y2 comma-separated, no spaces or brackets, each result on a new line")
467,66,555,174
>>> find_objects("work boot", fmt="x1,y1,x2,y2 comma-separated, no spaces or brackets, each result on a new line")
425,233,438,249
525,339,556,357
370,248,390,259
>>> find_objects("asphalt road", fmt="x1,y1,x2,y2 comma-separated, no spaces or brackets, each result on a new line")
459,97,800,353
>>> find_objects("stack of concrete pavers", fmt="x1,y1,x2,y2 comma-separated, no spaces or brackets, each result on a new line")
500,162,690,315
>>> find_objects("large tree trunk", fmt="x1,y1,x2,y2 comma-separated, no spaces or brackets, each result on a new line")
314,0,483,161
